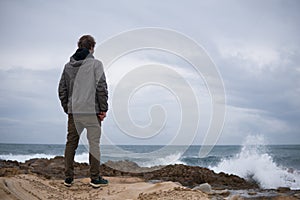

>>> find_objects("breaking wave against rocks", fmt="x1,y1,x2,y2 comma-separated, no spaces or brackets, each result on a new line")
211,136,300,189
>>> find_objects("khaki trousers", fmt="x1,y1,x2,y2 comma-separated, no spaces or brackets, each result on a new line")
64,114,101,180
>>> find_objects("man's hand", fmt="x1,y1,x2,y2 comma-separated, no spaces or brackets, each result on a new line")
98,112,107,121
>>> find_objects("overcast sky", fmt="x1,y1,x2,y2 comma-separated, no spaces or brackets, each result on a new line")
0,0,299,145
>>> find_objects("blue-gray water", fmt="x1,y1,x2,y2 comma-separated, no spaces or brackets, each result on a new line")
0,143,299,189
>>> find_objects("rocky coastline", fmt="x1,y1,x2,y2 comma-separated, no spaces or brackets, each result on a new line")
1,156,299,199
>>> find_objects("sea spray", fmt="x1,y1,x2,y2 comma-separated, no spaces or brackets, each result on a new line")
211,135,300,189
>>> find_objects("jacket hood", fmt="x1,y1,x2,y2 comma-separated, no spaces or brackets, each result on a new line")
73,48,90,60
69,48,94,67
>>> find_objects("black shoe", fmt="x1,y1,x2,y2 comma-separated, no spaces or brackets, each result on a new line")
64,178,73,187
90,176,108,188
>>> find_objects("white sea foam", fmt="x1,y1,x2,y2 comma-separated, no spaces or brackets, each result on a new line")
140,152,185,167
0,153,57,163
212,135,300,189
74,153,89,163
0,152,185,167
0,153,89,164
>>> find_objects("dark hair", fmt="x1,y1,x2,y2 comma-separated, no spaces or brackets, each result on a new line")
77,35,96,50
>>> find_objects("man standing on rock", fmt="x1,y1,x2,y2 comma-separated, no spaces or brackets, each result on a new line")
58,35,108,188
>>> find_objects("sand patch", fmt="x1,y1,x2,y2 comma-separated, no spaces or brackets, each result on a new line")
0,174,208,200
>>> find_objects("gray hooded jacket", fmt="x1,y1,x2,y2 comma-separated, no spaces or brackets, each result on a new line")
58,50,108,114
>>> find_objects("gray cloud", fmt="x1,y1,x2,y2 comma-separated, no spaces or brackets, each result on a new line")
0,68,66,143
0,0,299,144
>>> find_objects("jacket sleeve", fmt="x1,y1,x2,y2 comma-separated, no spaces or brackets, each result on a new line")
95,61,108,112
58,70,68,114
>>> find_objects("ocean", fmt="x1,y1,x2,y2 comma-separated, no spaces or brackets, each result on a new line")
0,143,300,190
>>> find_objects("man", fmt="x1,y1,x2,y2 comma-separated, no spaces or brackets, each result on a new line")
58,35,108,188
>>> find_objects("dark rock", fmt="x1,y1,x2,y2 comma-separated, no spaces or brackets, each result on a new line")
0,157,259,190
277,187,291,193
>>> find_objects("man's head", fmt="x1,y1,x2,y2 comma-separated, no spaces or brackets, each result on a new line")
78,35,96,52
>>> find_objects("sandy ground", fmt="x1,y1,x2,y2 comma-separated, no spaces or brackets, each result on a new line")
0,174,208,200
